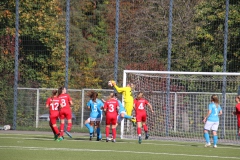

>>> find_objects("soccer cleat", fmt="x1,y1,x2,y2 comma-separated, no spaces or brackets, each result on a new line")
138,136,142,144
145,134,149,140
57,136,63,142
89,136,92,141
96,137,102,141
65,131,72,138
54,134,59,141
213,145,217,148
106,137,110,142
204,143,211,147
112,139,116,143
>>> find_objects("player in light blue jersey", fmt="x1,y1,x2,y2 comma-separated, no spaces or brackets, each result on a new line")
85,91,104,141
203,94,222,148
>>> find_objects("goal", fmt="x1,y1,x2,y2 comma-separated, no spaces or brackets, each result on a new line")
120,70,240,144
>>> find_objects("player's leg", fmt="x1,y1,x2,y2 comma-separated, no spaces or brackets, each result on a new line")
125,101,133,116
212,122,219,148
124,102,136,127
50,113,60,140
96,120,101,141
58,118,65,142
142,114,149,139
203,121,211,147
84,117,91,131
58,110,65,141
65,111,72,138
105,115,111,142
111,117,117,143
238,116,240,136
49,121,56,137
89,119,95,140
142,123,149,140
136,115,142,144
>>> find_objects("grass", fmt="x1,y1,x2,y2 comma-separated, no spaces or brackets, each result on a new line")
0,131,240,160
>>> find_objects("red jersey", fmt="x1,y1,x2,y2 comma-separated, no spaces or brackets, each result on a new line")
46,97,60,112
58,93,72,109
134,98,149,115
104,98,119,117
236,103,240,117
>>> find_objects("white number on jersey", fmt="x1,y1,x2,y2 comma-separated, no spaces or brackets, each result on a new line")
93,103,97,112
138,103,144,110
50,103,59,110
61,99,66,107
108,104,115,112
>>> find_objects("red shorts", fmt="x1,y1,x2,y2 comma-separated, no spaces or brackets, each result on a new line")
106,114,117,125
59,108,72,120
49,111,59,124
136,113,147,122
237,116,240,127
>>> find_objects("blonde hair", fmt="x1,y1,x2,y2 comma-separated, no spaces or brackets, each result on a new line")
211,94,219,108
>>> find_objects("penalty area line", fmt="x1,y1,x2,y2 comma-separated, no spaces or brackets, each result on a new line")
0,146,240,159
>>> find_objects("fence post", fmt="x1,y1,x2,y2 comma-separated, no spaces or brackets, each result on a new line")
174,92,177,132
36,89,40,128
13,0,20,130
81,89,85,128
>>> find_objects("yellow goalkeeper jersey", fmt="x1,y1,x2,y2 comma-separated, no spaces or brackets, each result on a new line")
114,85,133,103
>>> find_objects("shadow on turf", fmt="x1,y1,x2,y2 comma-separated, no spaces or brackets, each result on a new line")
27,136,98,141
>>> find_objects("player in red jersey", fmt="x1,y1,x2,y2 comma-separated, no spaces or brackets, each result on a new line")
134,92,154,144
103,93,119,142
46,90,61,140
58,86,73,141
233,95,240,136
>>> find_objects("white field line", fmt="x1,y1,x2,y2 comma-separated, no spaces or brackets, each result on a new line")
0,136,240,150
0,146,239,159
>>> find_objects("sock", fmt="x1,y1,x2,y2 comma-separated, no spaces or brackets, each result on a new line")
137,127,141,136
53,125,60,135
204,132,210,143
97,127,102,139
124,114,132,119
89,126,94,136
60,123,64,136
85,123,91,131
49,122,56,135
67,123,72,132
213,135,218,145
112,128,117,139
105,126,110,138
143,124,148,132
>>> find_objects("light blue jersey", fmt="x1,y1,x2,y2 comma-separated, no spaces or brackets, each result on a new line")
207,102,222,122
87,99,104,119
118,100,125,114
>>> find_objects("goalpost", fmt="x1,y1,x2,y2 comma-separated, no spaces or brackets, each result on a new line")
120,70,240,144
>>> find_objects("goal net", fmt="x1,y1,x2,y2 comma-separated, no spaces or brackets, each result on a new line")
121,70,240,144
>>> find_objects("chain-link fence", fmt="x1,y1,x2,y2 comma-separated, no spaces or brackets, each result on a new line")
1,0,240,135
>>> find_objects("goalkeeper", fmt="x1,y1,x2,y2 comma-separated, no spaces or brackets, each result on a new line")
110,80,134,117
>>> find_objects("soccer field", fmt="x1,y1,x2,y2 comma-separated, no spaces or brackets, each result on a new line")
0,131,239,160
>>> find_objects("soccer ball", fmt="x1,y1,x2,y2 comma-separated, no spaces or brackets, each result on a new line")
108,81,113,87
3,125,11,130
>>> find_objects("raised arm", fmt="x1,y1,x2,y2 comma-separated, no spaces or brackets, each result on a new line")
147,103,154,113
113,84,128,93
